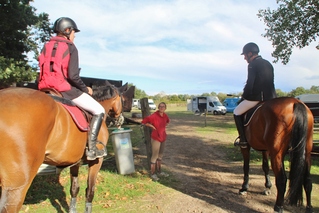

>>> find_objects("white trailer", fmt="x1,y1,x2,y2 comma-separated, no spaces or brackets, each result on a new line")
187,96,226,115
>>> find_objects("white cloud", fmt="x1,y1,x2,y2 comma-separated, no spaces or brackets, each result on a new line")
31,0,318,95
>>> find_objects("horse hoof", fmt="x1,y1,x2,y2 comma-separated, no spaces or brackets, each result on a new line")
263,189,271,196
306,205,313,213
274,205,284,213
239,189,247,195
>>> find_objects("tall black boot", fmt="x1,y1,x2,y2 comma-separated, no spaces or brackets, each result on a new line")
233,114,248,147
86,113,107,160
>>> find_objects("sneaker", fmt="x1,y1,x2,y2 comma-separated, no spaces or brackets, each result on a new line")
157,172,169,177
151,174,159,181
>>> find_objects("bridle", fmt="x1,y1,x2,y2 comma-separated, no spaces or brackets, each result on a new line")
106,89,124,127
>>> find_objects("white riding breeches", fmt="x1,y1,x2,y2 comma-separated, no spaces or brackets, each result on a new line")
72,93,105,115
233,99,259,116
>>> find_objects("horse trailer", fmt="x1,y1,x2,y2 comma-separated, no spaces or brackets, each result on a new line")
187,96,226,115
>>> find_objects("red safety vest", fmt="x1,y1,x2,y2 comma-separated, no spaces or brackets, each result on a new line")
38,36,72,92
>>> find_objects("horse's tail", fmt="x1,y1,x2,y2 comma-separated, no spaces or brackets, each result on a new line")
286,102,308,206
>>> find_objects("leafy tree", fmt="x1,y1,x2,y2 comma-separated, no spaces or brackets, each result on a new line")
168,94,179,102
0,0,51,87
129,83,148,99
309,85,319,93
287,86,307,97
201,92,211,96
217,92,228,102
258,0,319,64
275,89,288,97
0,57,37,88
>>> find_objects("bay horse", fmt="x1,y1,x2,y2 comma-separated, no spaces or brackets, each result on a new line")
0,82,127,213
239,97,313,213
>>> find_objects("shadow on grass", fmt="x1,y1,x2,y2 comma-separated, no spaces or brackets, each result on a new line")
23,174,69,213
130,112,319,213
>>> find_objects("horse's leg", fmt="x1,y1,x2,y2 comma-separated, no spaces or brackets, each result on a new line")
69,164,81,213
271,157,287,213
304,155,313,213
262,151,272,195
239,147,250,194
0,163,40,213
0,185,31,212
85,158,103,213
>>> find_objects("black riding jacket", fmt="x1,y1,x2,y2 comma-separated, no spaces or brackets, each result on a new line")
242,56,277,101
61,43,89,100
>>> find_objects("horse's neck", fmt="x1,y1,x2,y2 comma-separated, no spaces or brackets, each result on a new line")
101,98,120,115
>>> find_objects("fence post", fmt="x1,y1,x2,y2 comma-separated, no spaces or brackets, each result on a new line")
205,109,207,127
140,98,152,170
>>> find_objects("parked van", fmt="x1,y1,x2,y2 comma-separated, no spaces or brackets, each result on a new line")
148,99,156,110
132,99,139,108
138,98,156,110
187,96,226,115
223,97,240,113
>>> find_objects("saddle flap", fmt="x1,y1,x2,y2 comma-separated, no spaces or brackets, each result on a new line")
40,89,90,131
244,103,264,126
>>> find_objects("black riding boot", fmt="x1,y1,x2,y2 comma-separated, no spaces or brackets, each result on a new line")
86,113,107,160
233,114,248,147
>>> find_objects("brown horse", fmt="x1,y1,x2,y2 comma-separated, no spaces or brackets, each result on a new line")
239,97,313,213
0,82,127,213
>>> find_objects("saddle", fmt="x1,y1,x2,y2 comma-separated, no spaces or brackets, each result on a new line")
243,102,264,126
40,88,91,131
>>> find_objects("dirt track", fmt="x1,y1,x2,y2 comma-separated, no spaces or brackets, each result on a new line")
129,113,317,213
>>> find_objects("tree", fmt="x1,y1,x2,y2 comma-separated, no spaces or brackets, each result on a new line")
275,89,288,97
0,57,36,88
0,0,51,87
258,0,319,64
287,86,307,97
128,83,148,99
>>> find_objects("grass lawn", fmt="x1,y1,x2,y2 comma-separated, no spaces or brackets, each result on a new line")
20,104,319,212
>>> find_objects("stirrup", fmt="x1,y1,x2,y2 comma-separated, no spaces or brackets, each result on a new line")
95,141,107,158
86,142,107,161
234,136,248,148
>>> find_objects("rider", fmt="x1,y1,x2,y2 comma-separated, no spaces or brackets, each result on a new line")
38,17,106,160
234,42,277,147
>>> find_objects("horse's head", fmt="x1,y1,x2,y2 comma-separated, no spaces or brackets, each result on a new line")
92,81,128,127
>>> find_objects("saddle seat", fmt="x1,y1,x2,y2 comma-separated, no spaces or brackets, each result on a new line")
243,102,264,126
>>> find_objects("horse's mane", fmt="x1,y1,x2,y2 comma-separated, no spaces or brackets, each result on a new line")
91,81,118,102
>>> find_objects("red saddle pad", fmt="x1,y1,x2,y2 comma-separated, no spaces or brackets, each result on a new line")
60,103,89,131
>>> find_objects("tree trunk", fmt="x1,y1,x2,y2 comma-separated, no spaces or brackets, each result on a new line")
140,98,152,169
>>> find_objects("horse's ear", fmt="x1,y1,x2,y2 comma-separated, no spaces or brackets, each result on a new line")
118,82,128,94
104,80,113,87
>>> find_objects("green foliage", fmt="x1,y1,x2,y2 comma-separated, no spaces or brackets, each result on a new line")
287,86,319,97
132,83,319,104
258,0,319,64
128,83,147,99
0,57,37,88
0,0,52,86
276,89,288,97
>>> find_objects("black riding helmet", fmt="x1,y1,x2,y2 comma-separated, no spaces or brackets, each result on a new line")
241,42,259,55
53,17,80,37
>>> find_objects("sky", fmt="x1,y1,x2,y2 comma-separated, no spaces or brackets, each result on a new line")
31,0,319,96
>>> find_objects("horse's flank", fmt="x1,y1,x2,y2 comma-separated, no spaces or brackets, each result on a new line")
0,86,115,212
240,97,313,212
